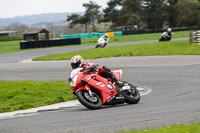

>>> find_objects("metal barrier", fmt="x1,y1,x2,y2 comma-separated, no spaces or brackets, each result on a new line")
20,38,81,49
190,31,200,45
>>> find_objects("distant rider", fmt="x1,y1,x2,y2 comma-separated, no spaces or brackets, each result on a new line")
160,28,173,41
101,33,109,42
96,34,110,48
70,55,123,87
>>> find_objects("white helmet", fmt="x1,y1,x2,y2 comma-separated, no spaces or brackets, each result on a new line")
70,55,84,69
167,28,172,32
104,34,109,39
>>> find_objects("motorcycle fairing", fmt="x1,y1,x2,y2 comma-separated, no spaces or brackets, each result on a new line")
70,68,120,104
87,74,118,104
75,85,91,93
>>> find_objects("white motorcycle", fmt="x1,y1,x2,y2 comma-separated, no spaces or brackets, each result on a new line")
159,28,173,42
159,32,173,42
95,37,109,48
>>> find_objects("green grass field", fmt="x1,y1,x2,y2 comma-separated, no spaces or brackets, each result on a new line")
0,81,75,113
0,41,21,53
0,31,189,53
33,40,200,61
116,123,200,133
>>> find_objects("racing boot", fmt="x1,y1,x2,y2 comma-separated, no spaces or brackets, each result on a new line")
115,80,124,87
111,73,124,87
99,66,124,87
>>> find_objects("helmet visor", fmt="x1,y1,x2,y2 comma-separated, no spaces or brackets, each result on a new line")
71,60,81,69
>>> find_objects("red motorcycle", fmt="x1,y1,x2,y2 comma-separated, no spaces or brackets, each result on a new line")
68,67,140,109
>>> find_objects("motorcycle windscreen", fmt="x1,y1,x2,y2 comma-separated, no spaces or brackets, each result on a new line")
112,70,122,80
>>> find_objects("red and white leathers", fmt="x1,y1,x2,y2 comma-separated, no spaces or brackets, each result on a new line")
81,62,123,86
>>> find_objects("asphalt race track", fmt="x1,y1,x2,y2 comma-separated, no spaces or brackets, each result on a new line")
0,38,200,133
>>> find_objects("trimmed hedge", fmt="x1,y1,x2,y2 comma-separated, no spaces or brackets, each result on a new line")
0,36,23,41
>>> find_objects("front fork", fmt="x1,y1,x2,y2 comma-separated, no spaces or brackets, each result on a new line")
88,89,94,96
75,85,94,96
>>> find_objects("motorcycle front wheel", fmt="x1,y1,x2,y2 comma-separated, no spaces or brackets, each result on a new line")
123,83,140,104
102,43,107,48
76,90,102,109
95,44,100,48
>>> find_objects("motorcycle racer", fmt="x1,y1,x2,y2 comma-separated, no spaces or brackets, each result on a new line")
162,28,173,37
159,28,173,41
69,55,140,109
101,33,109,42
95,34,110,48
70,55,123,87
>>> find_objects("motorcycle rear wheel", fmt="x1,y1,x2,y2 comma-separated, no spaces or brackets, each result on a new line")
76,90,102,109
123,83,140,104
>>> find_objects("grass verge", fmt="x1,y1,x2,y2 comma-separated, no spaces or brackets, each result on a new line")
33,40,200,61
116,123,200,133
81,31,189,45
0,81,75,113
0,31,189,54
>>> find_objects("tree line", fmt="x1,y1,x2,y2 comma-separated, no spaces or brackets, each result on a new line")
67,0,200,32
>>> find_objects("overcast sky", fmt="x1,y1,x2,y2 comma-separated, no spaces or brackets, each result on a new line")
0,0,109,18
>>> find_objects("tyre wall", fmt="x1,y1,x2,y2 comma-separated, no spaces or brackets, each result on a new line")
20,38,81,49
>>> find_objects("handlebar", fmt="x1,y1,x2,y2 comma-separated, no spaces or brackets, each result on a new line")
83,67,92,74
83,63,99,74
